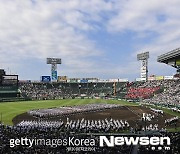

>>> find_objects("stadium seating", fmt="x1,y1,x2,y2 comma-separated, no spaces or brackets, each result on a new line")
19,79,180,106
19,82,127,100
142,79,180,106
125,87,160,99
124,79,180,106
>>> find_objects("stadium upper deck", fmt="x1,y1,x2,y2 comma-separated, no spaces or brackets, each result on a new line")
157,48,180,69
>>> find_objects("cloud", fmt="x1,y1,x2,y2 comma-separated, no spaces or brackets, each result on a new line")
0,0,179,80
108,0,180,51
0,0,113,77
107,0,180,76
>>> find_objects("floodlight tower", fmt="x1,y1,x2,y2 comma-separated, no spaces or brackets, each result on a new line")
47,58,61,82
137,52,149,81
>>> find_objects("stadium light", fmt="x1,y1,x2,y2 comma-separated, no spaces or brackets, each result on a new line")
46,58,61,82
137,52,149,81
137,52,149,61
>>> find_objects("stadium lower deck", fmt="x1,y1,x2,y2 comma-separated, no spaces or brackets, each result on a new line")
18,79,180,107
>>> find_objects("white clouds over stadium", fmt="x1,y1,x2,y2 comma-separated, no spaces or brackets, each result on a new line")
109,0,180,53
0,0,179,79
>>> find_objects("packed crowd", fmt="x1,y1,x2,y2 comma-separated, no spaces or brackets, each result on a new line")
124,79,180,106
19,79,180,107
28,104,121,118
142,79,180,106
0,123,179,154
125,87,160,99
20,83,64,100
19,82,120,100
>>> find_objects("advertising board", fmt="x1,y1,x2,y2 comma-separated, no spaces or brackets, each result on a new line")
41,76,51,82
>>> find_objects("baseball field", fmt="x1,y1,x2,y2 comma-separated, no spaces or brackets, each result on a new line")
0,99,137,125
0,99,179,132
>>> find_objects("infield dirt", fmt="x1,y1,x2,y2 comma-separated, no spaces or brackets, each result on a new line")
13,105,179,130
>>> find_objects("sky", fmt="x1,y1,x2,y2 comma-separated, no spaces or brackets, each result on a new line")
0,0,180,81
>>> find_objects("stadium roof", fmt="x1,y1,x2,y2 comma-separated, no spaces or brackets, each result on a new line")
157,48,180,68
157,48,180,62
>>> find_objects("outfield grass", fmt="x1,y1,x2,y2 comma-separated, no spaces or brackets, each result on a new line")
0,99,138,125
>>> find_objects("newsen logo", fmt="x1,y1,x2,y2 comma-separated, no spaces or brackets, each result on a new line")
99,136,170,147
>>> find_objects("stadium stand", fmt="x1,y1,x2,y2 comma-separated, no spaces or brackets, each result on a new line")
19,82,127,100
18,78,180,108
142,79,180,107
125,87,161,99
121,79,180,107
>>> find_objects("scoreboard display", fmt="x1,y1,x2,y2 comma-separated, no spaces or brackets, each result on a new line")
1,75,18,87
137,52,149,60
47,58,61,64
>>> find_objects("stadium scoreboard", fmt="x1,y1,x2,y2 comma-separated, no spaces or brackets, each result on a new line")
0,75,18,87
46,58,62,82
137,52,149,60
137,52,149,81
47,58,61,64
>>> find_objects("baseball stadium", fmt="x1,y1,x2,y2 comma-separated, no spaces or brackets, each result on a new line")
0,48,180,153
